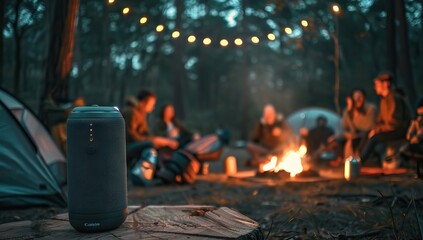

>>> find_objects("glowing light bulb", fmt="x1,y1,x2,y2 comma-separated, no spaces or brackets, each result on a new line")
203,37,211,45
122,7,130,15
332,4,340,13
234,38,243,46
220,39,229,47
301,20,308,27
251,36,259,44
156,24,164,32
188,35,196,43
172,31,180,38
139,17,148,24
267,33,276,41
108,0,115,4
285,27,293,34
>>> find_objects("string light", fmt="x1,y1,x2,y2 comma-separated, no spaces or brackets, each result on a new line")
172,31,180,38
267,33,276,41
234,38,243,46
203,37,212,45
110,3,333,48
220,39,229,47
139,17,148,24
284,27,293,34
188,35,196,43
122,7,130,15
156,24,164,32
332,4,340,13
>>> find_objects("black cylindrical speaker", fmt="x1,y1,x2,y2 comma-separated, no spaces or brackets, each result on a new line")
67,106,128,232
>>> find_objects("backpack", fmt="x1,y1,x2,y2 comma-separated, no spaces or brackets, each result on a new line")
156,150,200,184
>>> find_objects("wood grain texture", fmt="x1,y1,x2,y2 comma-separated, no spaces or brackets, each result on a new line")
0,205,263,240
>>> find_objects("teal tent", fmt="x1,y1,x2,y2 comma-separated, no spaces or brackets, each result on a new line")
0,88,66,208
287,107,342,136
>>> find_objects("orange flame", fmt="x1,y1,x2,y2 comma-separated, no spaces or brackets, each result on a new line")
261,146,306,177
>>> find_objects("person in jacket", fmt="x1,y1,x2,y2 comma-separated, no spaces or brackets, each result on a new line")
155,103,198,148
306,115,335,156
247,104,296,166
359,73,411,164
342,88,377,157
122,90,178,162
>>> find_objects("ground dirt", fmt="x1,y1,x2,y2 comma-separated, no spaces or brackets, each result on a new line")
1,148,423,239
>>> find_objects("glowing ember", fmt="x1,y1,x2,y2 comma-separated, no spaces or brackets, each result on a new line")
261,147,306,177
262,156,278,172
298,145,307,157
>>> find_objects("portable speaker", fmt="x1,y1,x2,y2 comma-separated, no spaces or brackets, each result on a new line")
67,106,128,232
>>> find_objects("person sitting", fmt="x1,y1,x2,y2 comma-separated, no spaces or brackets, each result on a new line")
359,73,411,165
400,98,423,176
51,97,86,155
342,88,376,157
124,96,138,108
306,115,335,157
155,104,198,148
121,90,178,165
247,104,295,166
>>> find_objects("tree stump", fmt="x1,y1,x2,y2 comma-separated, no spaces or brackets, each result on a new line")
0,205,263,239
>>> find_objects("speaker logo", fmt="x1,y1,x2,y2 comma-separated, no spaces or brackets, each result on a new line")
84,223,101,227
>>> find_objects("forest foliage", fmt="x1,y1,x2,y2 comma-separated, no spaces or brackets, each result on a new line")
1,0,422,139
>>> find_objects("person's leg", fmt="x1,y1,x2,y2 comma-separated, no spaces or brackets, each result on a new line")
126,141,154,164
360,130,406,163
356,132,369,155
246,142,271,166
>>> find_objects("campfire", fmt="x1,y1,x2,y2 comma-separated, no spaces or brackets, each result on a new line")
258,145,316,178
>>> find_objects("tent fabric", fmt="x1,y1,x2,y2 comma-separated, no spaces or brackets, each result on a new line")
287,107,342,136
0,88,67,208
0,89,66,184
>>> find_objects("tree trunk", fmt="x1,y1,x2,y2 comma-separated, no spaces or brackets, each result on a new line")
333,16,341,115
12,0,22,96
0,0,5,87
197,0,210,110
102,2,112,102
396,0,417,105
43,0,79,103
386,0,396,81
172,0,185,119
239,0,251,139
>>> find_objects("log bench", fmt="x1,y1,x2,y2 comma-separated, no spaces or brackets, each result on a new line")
0,205,263,239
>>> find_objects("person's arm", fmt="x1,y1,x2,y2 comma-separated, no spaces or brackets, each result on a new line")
372,96,399,133
127,114,150,141
387,95,407,130
151,136,179,149
251,123,261,143
378,94,410,132
410,117,423,143
364,104,377,130
342,110,355,139
406,120,417,141
123,109,152,142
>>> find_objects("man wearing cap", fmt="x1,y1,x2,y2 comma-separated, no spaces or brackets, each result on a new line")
359,73,411,164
